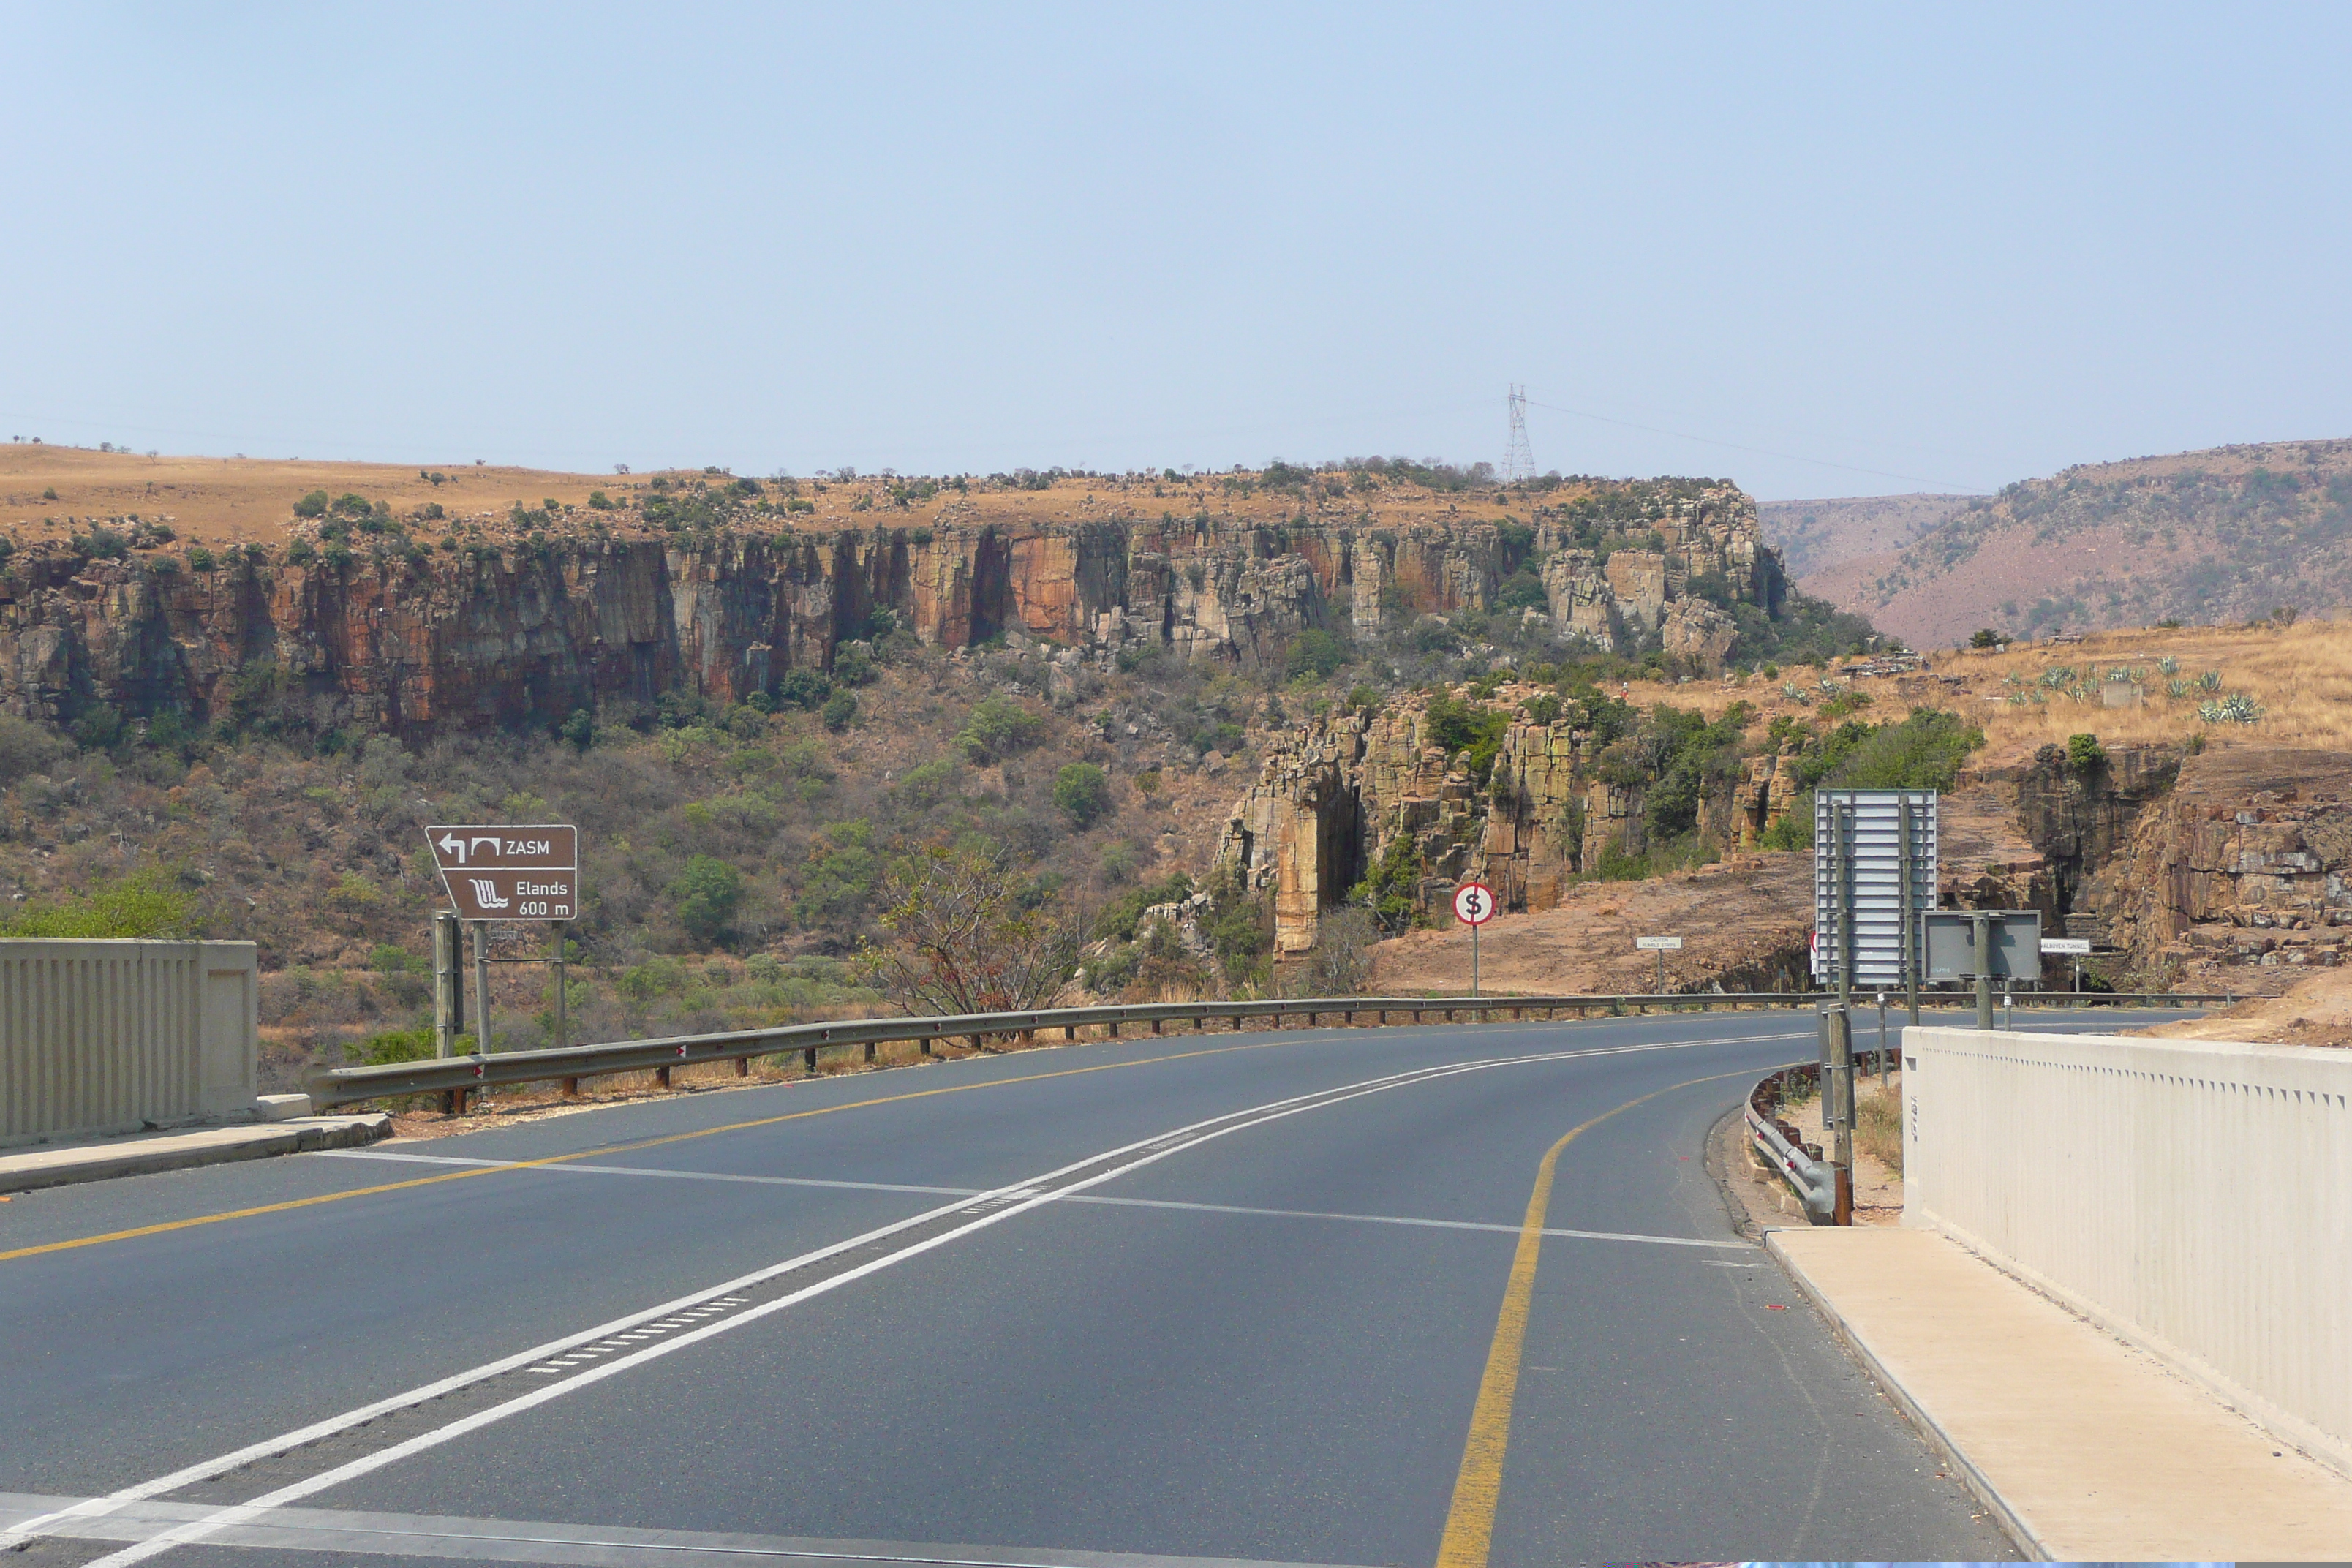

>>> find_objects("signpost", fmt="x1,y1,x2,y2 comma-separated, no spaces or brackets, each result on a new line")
1636,933,1682,993
2043,935,2092,994
1924,908,2043,1030
1453,881,1496,998
424,824,580,1065
1813,790,1937,1022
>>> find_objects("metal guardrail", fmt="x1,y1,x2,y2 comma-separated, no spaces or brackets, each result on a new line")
300,989,2233,1112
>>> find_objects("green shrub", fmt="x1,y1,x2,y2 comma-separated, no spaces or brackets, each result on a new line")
353,1028,434,1066
956,695,1047,763
1350,833,1424,933
4,869,195,938
186,545,216,573
559,709,594,752
777,668,832,710
667,854,744,946
1052,763,1113,827
2066,732,2107,772
1284,629,1347,681
293,490,328,519
821,690,858,731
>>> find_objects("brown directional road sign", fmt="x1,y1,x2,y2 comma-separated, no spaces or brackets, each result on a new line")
425,823,578,921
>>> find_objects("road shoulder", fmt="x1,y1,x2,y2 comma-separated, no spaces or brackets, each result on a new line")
1770,1225,2352,1561
0,1115,390,1194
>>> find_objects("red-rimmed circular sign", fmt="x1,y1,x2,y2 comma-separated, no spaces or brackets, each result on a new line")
1452,881,1497,927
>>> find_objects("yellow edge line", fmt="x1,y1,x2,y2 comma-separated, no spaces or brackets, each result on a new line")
1433,1068,1757,1568
1,1037,1284,1264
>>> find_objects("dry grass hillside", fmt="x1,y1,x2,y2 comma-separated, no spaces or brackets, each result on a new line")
1760,492,1979,579
1806,438,2352,649
1938,617,2352,762
0,443,1627,551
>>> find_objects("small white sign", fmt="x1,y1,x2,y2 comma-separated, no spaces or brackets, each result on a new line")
1636,935,1684,951
2041,937,2092,954
1452,882,1497,927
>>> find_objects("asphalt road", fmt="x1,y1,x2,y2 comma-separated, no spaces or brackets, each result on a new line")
1,1007,2158,1566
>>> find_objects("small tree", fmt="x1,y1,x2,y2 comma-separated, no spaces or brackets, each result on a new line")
1052,762,1112,827
856,845,1089,1017
821,690,859,731
1969,628,2005,649
668,854,744,946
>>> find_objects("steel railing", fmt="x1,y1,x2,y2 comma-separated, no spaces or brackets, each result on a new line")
300,990,2234,1111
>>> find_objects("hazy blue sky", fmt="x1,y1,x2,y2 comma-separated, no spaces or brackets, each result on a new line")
9,4,2351,498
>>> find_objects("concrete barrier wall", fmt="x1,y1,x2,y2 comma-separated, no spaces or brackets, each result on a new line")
1903,1025,2352,1473
0,940,258,1146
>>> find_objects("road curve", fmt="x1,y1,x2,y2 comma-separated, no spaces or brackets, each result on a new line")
2,1009,2030,1566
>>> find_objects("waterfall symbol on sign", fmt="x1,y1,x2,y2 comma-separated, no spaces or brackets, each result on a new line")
467,878,512,911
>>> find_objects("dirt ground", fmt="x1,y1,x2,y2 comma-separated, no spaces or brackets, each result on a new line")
1368,851,1812,995
2136,965,2352,1048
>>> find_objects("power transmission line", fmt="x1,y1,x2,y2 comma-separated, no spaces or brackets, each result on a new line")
1502,385,1535,483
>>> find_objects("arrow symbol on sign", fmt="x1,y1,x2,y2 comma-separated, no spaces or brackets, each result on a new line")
437,832,467,862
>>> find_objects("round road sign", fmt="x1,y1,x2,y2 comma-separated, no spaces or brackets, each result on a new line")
1452,881,1497,927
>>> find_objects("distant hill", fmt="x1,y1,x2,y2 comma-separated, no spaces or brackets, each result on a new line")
1757,492,1980,578
1802,439,2352,648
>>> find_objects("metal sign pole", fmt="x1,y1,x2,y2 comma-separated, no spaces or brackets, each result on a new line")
1836,800,1855,1009
1898,790,1920,1025
1971,910,1994,1030
1471,921,1479,999
551,921,568,1050
433,911,461,1059
473,920,493,1056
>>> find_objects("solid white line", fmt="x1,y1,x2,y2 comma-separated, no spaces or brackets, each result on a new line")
64,1047,1683,1567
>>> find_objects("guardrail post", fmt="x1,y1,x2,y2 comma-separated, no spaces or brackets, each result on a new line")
562,1076,579,1098
1152,1019,1163,1035
1064,1024,1076,1041
656,1065,671,1088
865,1041,878,1063
919,1037,934,1055
736,1055,750,1077
804,1046,818,1073
969,1033,983,1052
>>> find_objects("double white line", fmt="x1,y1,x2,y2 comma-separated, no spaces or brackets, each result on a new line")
18,1030,1803,1566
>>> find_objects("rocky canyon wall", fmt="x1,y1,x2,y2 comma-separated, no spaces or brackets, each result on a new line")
0,484,1782,740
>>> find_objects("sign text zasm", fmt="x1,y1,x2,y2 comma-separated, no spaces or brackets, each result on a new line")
424,823,579,921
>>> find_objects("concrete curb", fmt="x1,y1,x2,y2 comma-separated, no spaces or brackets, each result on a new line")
0,1115,392,1194
1764,1229,2049,1561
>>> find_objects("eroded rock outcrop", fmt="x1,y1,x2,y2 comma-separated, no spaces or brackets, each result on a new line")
0,486,1784,738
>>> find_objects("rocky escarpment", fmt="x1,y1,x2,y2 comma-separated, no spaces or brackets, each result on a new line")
1217,692,1798,958
2076,748,2352,987
0,480,1785,739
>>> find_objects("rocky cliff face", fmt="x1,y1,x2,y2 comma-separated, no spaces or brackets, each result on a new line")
2076,748,2352,987
1217,690,1795,957
0,483,1784,739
